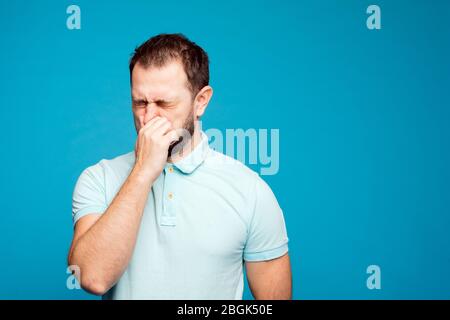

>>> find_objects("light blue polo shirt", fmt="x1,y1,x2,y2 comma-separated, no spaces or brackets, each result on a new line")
72,131,289,299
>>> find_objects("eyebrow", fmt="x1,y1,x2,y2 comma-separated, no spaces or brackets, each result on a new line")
132,98,148,104
132,97,174,105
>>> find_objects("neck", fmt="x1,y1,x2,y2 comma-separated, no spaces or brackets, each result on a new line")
168,128,202,163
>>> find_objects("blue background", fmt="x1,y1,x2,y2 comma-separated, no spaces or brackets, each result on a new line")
0,0,449,299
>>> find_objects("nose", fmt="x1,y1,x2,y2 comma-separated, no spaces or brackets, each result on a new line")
143,103,159,125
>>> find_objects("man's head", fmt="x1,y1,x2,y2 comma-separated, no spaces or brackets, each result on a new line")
129,33,212,154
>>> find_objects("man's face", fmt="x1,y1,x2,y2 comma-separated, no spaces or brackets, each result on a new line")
131,60,196,149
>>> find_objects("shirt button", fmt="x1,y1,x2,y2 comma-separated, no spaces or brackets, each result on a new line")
168,192,174,200
168,166,174,173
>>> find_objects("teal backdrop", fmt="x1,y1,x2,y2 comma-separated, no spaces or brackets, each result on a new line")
0,0,449,299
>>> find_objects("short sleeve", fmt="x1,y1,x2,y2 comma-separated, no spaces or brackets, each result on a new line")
243,176,289,262
72,163,108,226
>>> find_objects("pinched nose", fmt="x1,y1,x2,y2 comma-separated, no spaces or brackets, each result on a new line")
143,104,160,125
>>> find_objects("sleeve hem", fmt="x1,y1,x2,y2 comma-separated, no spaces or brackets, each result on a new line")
243,242,289,262
73,206,107,226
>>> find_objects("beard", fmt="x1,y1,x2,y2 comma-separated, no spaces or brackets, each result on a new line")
167,108,195,158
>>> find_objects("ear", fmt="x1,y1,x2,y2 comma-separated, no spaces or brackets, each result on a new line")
194,86,213,119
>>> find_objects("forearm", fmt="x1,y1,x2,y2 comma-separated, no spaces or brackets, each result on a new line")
253,283,292,300
247,254,292,300
69,166,154,294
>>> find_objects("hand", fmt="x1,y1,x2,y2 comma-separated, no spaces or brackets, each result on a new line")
133,116,179,181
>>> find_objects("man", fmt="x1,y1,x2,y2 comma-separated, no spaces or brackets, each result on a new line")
68,33,291,299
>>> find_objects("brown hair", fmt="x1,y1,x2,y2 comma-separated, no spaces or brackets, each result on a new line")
129,33,209,98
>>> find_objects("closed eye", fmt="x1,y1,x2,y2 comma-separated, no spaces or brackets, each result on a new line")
132,99,147,107
155,100,175,109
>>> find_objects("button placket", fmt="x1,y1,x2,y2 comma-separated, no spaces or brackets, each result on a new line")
161,165,177,226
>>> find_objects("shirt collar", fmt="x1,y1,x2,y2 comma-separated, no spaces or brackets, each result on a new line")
169,131,210,175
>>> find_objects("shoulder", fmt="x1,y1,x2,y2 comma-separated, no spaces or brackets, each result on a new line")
79,150,135,181
203,149,260,184
203,149,275,205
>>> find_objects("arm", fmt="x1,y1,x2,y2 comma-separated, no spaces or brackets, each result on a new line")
245,253,292,300
68,116,178,295
67,167,155,295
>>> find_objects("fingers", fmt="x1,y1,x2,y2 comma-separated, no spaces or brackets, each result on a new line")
139,116,165,134
138,116,178,147
141,117,171,135
152,121,179,145
152,117,171,133
152,119,172,135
